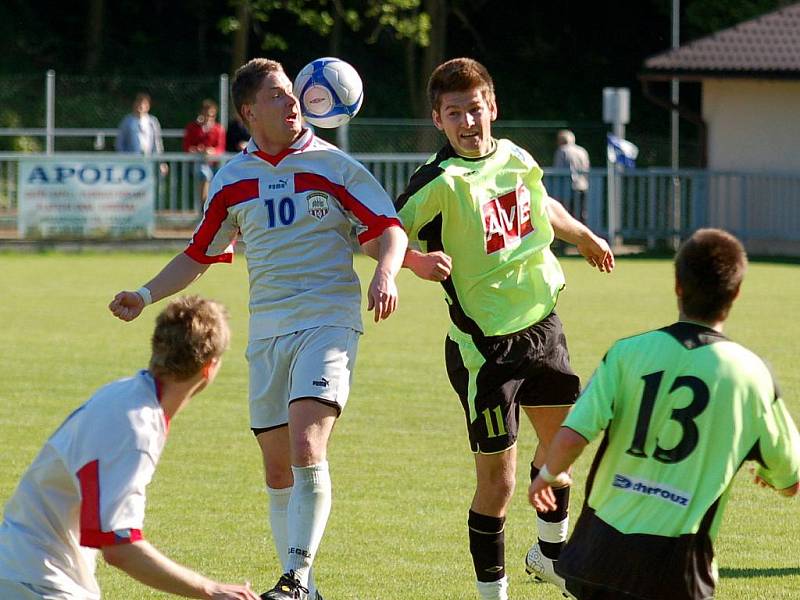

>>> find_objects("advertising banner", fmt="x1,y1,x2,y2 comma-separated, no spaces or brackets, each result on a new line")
18,157,155,239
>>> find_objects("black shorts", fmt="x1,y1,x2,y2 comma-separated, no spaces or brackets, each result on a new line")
564,579,648,600
445,311,580,454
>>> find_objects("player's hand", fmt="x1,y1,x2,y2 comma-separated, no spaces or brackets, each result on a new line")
367,269,399,322
208,581,260,600
528,475,557,512
576,233,615,273
108,291,146,322
407,250,452,281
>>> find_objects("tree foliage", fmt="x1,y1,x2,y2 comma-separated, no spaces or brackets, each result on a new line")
220,0,429,51
0,0,790,140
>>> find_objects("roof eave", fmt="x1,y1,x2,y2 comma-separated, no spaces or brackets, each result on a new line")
639,68,800,82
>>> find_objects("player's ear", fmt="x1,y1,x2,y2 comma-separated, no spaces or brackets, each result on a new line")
241,104,254,125
432,108,444,131
675,279,683,298
489,96,498,122
201,357,220,380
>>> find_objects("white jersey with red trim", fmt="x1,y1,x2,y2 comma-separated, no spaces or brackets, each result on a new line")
0,371,167,599
185,130,401,340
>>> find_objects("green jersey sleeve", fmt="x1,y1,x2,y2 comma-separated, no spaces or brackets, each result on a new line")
755,395,800,490
397,157,442,241
523,162,548,213
564,349,619,442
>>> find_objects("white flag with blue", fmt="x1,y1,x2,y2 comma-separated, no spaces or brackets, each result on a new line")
606,134,638,168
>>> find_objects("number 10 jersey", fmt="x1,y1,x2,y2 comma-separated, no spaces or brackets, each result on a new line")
185,131,401,340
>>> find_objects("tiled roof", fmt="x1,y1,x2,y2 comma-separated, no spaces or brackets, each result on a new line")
644,2,800,76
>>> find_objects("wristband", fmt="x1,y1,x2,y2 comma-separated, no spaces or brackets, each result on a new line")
539,464,572,487
136,286,153,306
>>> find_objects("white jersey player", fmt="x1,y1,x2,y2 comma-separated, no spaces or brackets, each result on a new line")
185,128,400,340
109,58,408,600
0,296,257,600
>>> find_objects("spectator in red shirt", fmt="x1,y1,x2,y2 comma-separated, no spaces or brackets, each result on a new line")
183,99,226,204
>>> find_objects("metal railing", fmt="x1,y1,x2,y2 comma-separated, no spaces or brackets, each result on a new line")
2,152,799,254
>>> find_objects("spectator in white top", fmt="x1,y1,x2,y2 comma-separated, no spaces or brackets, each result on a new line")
0,296,258,600
553,129,590,223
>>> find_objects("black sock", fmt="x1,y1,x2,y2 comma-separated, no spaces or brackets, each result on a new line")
531,463,570,560
468,510,505,582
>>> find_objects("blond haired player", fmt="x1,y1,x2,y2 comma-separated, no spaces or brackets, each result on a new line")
0,296,257,600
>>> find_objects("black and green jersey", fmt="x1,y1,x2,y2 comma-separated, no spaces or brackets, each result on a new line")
396,140,565,338
559,321,800,599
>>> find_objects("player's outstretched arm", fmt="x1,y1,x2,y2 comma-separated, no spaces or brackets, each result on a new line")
545,196,615,273
361,225,407,322
529,427,588,512
102,541,259,599
109,253,210,322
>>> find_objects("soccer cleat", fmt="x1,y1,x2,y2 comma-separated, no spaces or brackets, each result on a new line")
525,543,575,599
261,571,310,600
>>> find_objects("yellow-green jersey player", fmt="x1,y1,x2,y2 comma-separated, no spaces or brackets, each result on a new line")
396,58,614,600
530,229,800,600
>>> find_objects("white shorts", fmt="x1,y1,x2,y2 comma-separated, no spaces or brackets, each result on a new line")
247,326,360,431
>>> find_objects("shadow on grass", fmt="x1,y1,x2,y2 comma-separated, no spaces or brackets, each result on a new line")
719,566,800,579
557,247,800,265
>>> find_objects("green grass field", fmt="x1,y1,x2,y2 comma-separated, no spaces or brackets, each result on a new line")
1,252,798,599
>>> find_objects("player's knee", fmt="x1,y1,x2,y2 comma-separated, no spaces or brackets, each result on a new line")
477,470,515,507
263,464,293,489
290,437,326,467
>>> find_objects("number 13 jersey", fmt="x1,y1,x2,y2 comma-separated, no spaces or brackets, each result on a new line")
566,321,800,540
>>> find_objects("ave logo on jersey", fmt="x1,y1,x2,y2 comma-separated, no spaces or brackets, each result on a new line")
306,192,330,220
481,184,533,253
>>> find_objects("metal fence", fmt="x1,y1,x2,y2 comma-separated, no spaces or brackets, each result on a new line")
0,71,701,165
2,152,799,254
0,72,605,156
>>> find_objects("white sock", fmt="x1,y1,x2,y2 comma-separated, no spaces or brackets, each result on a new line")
476,576,508,600
267,485,319,597
267,485,292,571
285,462,332,590
537,516,569,548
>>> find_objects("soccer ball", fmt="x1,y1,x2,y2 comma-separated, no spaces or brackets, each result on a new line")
293,57,364,128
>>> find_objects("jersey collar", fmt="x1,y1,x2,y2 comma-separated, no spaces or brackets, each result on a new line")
142,369,170,431
245,128,314,166
449,138,498,162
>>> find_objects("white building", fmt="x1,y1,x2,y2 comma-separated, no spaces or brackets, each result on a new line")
641,3,800,253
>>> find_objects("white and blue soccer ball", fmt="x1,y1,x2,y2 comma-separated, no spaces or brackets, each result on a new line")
293,57,364,128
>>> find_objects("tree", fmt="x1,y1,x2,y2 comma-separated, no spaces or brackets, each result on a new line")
219,0,430,105
683,0,786,39
84,0,104,74
227,0,252,74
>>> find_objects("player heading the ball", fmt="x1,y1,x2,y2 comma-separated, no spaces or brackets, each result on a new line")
109,57,407,600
